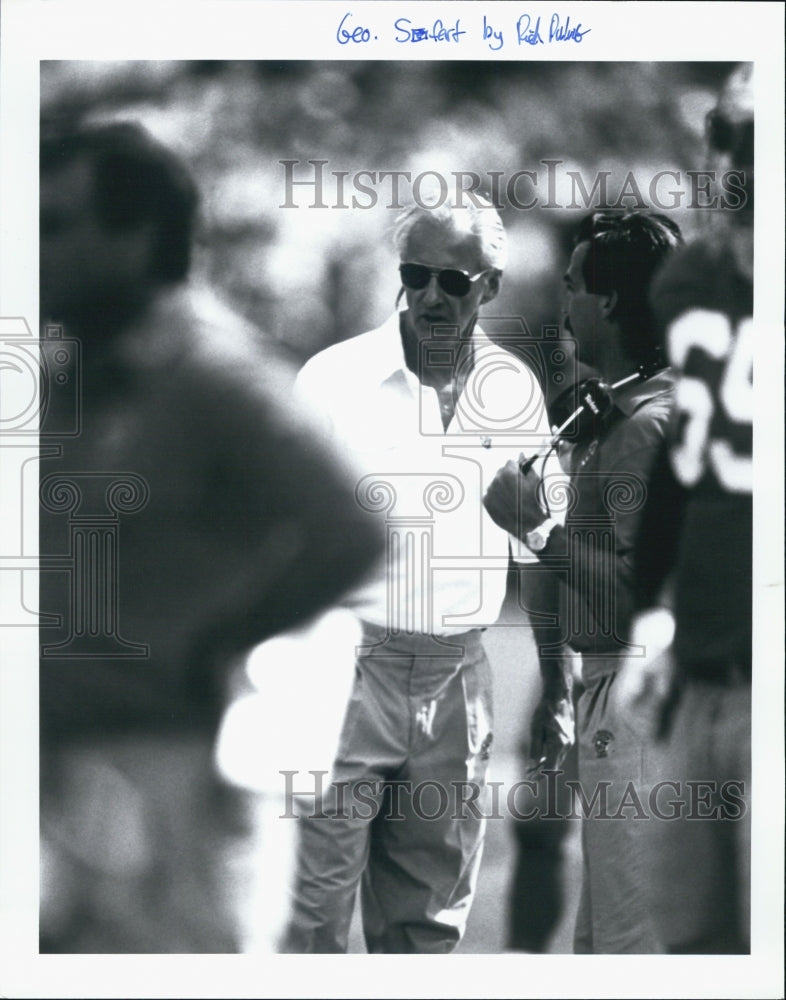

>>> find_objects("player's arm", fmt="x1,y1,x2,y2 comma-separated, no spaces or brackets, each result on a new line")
189,355,384,666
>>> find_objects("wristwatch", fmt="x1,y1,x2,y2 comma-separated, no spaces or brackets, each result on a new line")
525,517,559,553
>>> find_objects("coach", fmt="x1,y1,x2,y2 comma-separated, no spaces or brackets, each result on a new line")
284,197,560,953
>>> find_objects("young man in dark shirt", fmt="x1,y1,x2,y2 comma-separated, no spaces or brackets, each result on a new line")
38,121,382,951
484,209,683,953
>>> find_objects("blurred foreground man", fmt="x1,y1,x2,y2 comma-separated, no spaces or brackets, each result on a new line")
484,210,682,953
283,199,558,953
621,63,754,953
38,121,381,952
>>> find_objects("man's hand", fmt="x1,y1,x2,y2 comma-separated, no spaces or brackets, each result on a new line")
616,646,675,716
483,457,547,540
614,609,677,731
527,693,574,773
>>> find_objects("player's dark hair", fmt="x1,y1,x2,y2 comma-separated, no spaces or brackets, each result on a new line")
40,120,199,284
575,211,683,366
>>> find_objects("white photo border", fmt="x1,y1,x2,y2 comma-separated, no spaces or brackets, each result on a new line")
1,2,783,997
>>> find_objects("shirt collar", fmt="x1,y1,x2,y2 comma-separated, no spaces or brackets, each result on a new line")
613,368,675,416
374,311,486,393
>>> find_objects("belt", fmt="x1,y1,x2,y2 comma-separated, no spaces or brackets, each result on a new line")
358,620,486,655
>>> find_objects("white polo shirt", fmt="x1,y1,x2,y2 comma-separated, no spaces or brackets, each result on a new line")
296,312,558,635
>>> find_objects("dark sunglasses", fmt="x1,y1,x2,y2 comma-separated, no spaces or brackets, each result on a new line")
705,109,754,163
399,262,490,298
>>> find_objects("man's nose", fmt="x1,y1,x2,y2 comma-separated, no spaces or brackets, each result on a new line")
422,274,444,305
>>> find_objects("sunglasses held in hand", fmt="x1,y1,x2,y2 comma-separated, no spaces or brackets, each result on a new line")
399,262,491,298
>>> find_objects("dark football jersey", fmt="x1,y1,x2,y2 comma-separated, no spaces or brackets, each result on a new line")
645,241,752,674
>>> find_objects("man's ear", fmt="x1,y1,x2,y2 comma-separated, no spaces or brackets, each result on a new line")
598,288,618,318
481,269,501,305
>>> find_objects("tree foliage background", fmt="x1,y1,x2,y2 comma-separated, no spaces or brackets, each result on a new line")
42,60,734,370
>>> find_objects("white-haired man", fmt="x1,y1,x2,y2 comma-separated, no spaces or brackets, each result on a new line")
283,199,562,953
